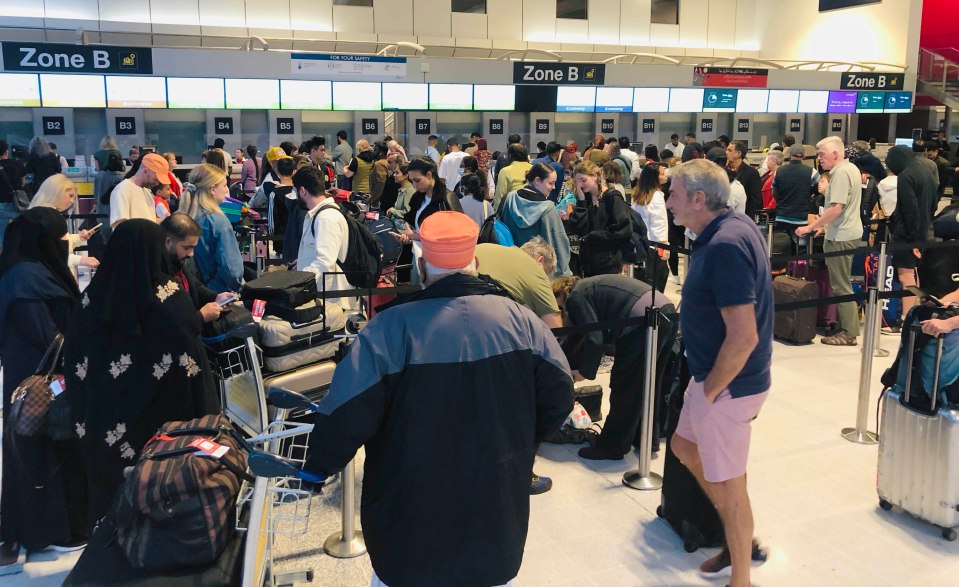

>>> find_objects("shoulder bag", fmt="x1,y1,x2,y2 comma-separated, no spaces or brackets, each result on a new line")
8,333,69,438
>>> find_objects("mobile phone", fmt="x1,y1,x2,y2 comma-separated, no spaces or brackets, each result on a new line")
217,294,239,307
89,223,102,233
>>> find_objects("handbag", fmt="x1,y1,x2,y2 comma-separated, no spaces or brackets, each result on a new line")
8,333,68,437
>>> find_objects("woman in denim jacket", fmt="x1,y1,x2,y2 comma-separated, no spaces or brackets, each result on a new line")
179,164,243,293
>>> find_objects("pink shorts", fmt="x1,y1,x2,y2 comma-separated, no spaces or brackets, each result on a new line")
673,378,768,483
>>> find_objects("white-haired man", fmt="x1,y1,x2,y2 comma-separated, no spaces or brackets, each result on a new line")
795,136,863,346
666,159,773,587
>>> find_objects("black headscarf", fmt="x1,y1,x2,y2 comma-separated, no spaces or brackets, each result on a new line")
0,207,80,298
84,219,177,337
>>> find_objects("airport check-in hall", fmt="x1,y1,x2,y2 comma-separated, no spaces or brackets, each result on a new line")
1,0,959,586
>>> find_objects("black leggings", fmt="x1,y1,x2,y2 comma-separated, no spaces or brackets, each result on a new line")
667,210,685,276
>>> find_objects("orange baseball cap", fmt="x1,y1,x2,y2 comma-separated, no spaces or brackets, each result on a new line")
419,211,479,269
140,153,171,184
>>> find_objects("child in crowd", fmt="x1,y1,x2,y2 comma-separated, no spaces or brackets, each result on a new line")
153,182,172,219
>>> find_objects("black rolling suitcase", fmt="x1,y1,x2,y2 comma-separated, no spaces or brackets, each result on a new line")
772,275,817,344
656,354,724,553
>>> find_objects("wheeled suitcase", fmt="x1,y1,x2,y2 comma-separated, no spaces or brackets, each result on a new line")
259,302,346,372
772,275,817,344
657,376,724,553
240,270,316,309
788,260,837,328
878,324,959,541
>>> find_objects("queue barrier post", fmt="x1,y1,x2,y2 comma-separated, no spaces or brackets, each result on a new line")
872,240,890,358
623,306,663,491
323,458,367,558
842,283,880,445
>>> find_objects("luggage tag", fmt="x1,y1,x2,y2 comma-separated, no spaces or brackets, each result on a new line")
365,211,379,221
251,299,267,323
189,437,231,459
50,375,66,396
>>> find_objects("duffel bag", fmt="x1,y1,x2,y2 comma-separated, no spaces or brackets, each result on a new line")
255,299,325,324
115,414,252,572
241,270,316,308
365,215,403,266
260,302,347,372
202,304,257,343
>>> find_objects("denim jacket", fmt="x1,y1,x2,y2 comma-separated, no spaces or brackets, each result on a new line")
193,209,244,293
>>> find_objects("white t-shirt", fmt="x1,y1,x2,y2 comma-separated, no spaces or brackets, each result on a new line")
438,151,468,191
632,190,668,244
298,199,352,308
663,142,684,159
110,178,157,226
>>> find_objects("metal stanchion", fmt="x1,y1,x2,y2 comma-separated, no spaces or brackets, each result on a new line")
842,283,880,445
682,234,691,281
323,458,367,557
765,214,774,257
623,306,663,491
871,240,890,358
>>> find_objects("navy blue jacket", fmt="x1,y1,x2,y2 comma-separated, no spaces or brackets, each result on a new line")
305,274,573,587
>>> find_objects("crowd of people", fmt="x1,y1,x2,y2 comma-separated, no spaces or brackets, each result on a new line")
0,124,957,587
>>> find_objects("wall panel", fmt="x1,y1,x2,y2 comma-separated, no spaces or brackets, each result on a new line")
374,0,413,36
413,0,452,37
678,0,708,46
706,0,736,48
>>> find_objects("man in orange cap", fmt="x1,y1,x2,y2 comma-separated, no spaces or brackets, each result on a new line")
109,152,169,227
304,210,573,587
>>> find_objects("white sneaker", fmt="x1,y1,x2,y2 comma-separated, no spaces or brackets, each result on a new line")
670,275,681,286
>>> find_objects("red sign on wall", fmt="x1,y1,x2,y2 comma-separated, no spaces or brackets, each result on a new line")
694,67,768,88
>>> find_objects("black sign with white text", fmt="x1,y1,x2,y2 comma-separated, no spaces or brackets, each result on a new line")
2,41,152,74
415,118,431,135
115,117,136,135
535,119,550,134
789,119,801,133
641,119,655,134
601,119,615,134
700,119,714,133
361,118,379,135
276,117,294,135
832,119,843,132
214,117,234,135
737,118,750,133
42,116,65,136
489,118,504,135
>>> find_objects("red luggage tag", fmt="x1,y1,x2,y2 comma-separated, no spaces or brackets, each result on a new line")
189,438,230,459
365,211,379,221
50,375,66,396
251,299,266,323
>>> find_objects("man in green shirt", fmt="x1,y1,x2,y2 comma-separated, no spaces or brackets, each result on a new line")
796,136,863,346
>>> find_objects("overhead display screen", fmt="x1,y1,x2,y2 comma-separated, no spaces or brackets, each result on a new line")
473,85,516,111
595,87,634,112
429,84,473,110
856,91,885,112
767,90,800,113
382,83,428,110
736,89,768,113
632,88,670,113
827,91,858,113
884,91,913,113
280,80,332,110
556,86,596,112
668,88,704,113
106,76,167,108
702,88,737,112
167,77,225,109
0,73,41,107
798,90,829,113
226,78,280,110
40,74,105,108
333,82,382,111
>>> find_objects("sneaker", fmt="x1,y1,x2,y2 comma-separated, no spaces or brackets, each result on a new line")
699,539,769,579
530,474,553,495
881,321,902,336
670,275,682,286
577,445,625,461
597,355,615,374
0,543,24,577
821,331,857,346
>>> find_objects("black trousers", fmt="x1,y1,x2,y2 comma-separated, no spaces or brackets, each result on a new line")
597,309,678,455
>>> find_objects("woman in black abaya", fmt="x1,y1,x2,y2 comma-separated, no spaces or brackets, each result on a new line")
0,208,86,566
63,219,220,529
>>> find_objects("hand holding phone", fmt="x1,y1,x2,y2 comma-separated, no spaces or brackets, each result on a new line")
217,294,239,307
89,223,103,233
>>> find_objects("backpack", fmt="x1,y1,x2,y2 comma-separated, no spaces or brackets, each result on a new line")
310,203,383,288
477,214,515,246
622,206,652,265
114,414,251,571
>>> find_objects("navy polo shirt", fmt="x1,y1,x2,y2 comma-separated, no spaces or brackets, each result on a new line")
680,210,773,398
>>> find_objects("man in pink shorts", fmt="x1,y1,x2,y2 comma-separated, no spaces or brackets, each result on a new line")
665,159,774,587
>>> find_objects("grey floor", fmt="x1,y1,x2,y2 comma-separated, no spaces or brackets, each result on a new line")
7,259,959,585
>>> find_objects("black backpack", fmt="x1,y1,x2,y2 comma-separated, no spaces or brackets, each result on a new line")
622,206,653,265
310,204,383,289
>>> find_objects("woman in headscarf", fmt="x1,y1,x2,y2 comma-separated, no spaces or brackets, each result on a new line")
561,141,580,174
29,173,100,271
0,208,87,567
63,219,220,529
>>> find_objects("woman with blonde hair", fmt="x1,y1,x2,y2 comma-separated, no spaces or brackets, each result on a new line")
180,164,243,293
344,139,374,193
29,174,99,270
568,160,632,277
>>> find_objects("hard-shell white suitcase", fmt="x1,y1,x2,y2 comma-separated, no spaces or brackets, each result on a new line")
877,326,959,541
259,302,346,372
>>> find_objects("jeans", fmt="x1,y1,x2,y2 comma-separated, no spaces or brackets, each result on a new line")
0,201,20,252
824,239,861,337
